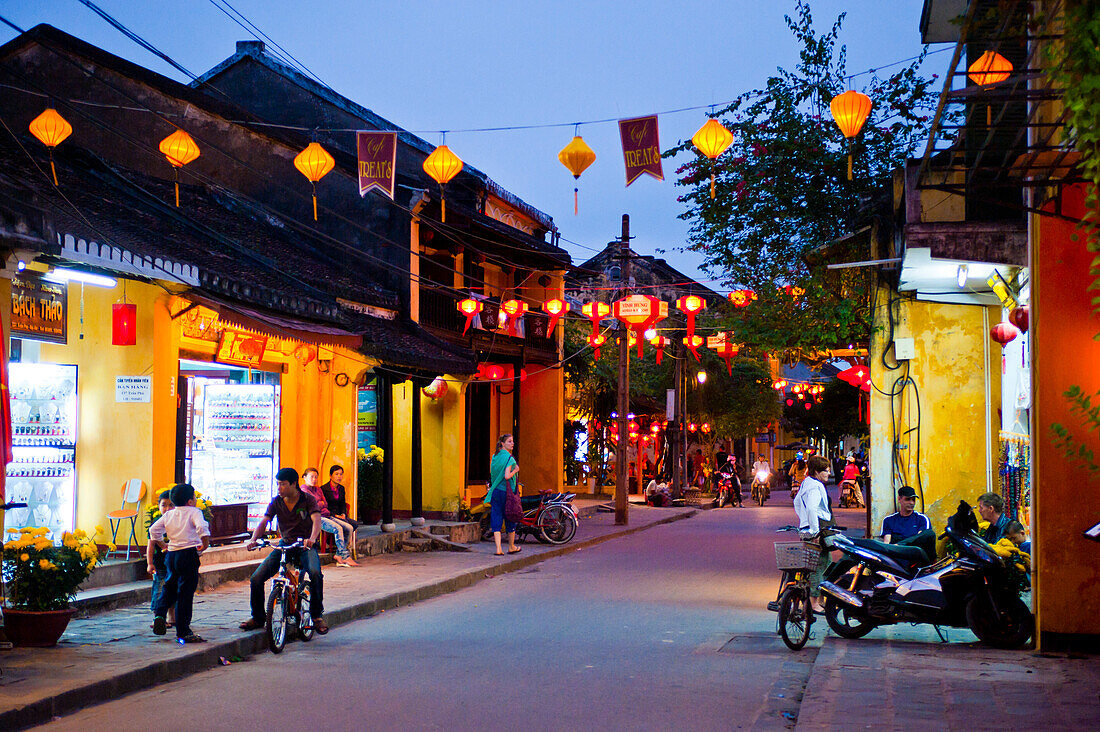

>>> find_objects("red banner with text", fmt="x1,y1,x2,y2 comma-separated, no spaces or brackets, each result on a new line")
357,131,397,199
618,115,663,186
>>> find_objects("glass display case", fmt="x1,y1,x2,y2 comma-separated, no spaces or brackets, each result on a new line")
4,363,78,541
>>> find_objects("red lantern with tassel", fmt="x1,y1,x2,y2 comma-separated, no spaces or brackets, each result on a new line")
588,333,607,359
500,299,528,336
1009,305,1029,334
582,301,611,340
112,303,137,346
613,294,668,357
456,297,482,335
990,321,1020,346
683,334,704,361
650,335,670,365
543,298,570,336
675,295,705,341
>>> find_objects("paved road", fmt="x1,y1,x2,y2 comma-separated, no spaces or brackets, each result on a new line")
39,495,828,731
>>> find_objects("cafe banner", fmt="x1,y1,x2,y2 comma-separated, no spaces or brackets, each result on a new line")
618,115,664,186
357,131,397,199
10,273,67,345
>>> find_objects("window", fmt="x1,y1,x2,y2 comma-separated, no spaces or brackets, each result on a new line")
466,382,491,482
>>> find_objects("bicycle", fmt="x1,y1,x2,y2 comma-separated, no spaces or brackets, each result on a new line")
248,538,314,653
769,526,824,650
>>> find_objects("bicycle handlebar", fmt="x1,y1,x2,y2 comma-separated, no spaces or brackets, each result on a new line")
248,538,305,552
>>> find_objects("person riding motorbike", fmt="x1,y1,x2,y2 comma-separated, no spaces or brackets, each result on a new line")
838,456,865,508
716,455,743,507
788,453,809,498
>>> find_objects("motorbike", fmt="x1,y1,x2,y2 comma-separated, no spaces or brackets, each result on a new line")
751,469,771,506
713,474,731,508
471,488,579,545
817,501,1033,649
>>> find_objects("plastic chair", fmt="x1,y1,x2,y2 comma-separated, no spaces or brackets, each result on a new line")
107,479,147,560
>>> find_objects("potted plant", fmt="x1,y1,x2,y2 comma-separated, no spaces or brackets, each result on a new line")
145,489,214,529
2,526,104,646
357,445,384,524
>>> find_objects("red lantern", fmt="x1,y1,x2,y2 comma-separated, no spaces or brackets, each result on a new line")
582,301,611,340
727,289,757,307
456,297,482,335
422,377,449,400
614,294,668,357
1009,305,1029,334
500,299,528,336
676,295,706,341
484,364,506,381
990,321,1020,346
650,335,670,365
588,332,607,359
786,398,794,406
112,303,137,346
543,298,570,337
707,332,741,375
805,402,812,411
682,334,704,361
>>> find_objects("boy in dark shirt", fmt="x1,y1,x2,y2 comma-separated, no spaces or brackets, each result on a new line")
240,468,328,634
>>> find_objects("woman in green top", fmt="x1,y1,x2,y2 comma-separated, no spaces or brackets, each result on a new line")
487,433,521,555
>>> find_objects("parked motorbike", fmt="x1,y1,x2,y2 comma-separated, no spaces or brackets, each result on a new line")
817,501,1033,648
471,489,579,545
751,469,771,506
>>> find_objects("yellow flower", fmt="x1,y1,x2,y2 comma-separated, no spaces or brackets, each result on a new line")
19,527,33,534
34,538,53,551
20,553,29,562
31,527,49,537
39,559,57,570
107,542,117,552
74,529,87,539
94,525,104,536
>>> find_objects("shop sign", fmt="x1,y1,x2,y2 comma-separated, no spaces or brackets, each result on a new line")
755,432,776,444
215,331,267,367
115,375,151,403
357,379,377,450
11,273,67,344
357,131,397,199
618,115,664,186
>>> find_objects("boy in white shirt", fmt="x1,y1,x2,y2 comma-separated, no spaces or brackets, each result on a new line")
148,483,210,643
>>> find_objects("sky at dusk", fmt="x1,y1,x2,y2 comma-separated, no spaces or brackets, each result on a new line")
0,1,940,284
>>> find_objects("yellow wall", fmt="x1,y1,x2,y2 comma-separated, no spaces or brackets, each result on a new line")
869,286,1001,537
518,365,565,494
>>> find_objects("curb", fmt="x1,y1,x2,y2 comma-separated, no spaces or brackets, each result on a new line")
2,508,698,730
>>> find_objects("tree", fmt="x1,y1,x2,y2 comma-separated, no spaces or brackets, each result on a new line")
781,379,866,443
668,0,942,353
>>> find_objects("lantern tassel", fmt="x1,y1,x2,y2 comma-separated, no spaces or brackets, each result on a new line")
574,187,579,216
710,172,715,199
986,104,992,127
174,168,180,207
49,153,59,186
312,183,318,221
847,140,853,181
441,195,446,223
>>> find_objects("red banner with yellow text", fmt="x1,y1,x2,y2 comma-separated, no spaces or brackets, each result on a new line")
618,115,663,185
357,131,397,199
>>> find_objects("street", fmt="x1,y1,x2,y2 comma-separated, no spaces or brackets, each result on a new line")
40,497,823,731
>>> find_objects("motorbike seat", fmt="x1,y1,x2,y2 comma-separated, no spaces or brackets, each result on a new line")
849,537,929,566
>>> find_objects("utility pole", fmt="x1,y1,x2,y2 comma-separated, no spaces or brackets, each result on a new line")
614,214,631,525
671,345,682,499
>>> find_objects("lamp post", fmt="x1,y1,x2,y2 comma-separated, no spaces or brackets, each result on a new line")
614,215,631,526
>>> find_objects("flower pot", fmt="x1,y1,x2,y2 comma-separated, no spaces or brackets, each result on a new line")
4,607,76,647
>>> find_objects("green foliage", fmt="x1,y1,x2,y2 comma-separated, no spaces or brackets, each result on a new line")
667,0,941,352
1050,385,1100,477
3,528,101,611
781,379,867,442
690,355,781,438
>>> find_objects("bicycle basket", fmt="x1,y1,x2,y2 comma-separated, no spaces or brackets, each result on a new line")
774,541,821,570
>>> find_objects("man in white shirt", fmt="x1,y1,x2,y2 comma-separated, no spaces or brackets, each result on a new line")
148,483,210,643
793,456,833,612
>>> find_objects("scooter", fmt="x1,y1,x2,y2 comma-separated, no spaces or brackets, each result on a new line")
713,475,731,508
817,501,1033,649
751,469,771,506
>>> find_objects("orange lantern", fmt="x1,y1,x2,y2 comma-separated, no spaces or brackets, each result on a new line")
727,289,757,307
649,334,670,365
682,334,704,361
294,142,336,221
691,118,734,199
675,294,706,340
422,143,463,222
542,298,570,337
456,297,483,335
28,108,72,186
500,299,528,337
158,129,201,207
588,332,607,359
829,90,872,180
968,51,1012,125
582,301,611,340
614,294,668,357
558,134,596,215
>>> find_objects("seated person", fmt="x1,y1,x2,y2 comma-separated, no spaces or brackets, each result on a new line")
240,468,329,635
1005,520,1031,556
881,485,931,544
977,492,1011,543
645,480,671,507
301,467,358,568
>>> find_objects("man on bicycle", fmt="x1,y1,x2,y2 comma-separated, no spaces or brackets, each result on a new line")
240,468,329,635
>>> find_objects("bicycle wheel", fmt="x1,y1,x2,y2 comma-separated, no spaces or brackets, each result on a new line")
540,506,577,545
266,585,289,653
298,579,314,642
777,585,813,650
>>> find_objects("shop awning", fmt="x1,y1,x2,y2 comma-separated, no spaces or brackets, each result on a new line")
181,293,363,350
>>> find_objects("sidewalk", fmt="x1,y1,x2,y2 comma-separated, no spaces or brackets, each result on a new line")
0,504,695,730
797,633,1100,730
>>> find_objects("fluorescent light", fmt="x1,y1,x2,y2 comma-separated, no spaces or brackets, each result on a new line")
43,268,117,288
957,264,969,288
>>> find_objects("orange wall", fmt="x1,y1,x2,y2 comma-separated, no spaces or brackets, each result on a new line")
1033,183,1100,639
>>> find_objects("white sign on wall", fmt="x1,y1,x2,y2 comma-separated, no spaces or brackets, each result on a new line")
116,375,151,403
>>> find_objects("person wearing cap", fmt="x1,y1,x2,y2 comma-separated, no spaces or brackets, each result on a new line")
839,456,865,507
880,486,931,544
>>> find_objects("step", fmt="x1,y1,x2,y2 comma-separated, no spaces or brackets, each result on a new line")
399,537,434,552
410,529,471,552
83,542,256,589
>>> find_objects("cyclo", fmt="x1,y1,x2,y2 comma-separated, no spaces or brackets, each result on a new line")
247,538,314,653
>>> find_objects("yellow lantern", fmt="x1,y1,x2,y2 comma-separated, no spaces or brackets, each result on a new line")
830,90,872,181
28,108,72,186
558,135,596,215
294,142,336,221
158,129,201,207
691,118,734,199
422,144,463,223
968,51,1012,125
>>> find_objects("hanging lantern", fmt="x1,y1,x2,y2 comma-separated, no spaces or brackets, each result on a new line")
482,364,506,381
650,335,670,365
112,303,137,346
500,299,528,337
682,334,704,361
1009,305,1029,334
707,332,741,376
675,295,706,341
423,144,463,223
456,297,482,335
294,142,336,221
968,51,1013,125
158,129,201,207
805,402,812,411
28,108,73,186
588,332,607,359
830,90,872,180
423,376,449,400
727,289,757,307
614,294,668,357
558,135,596,215
542,298,570,337
582,301,611,340
691,118,734,199
990,321,1020,346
